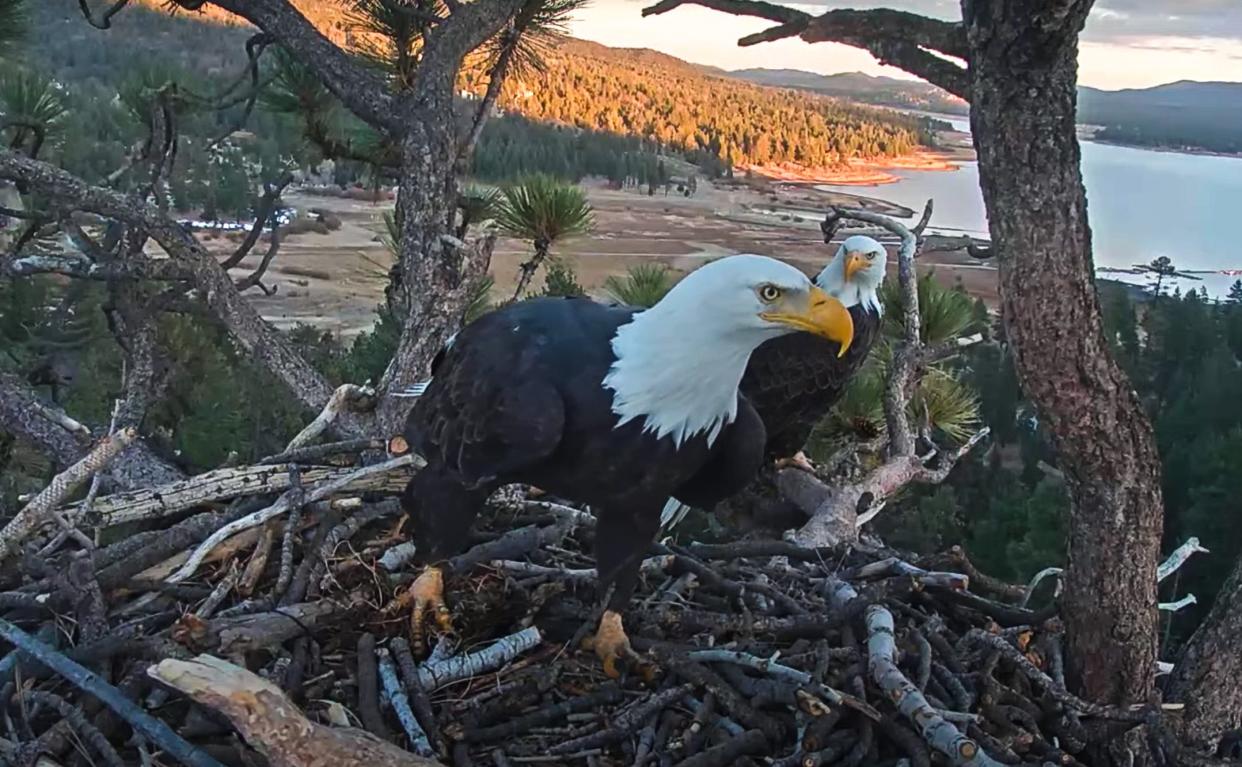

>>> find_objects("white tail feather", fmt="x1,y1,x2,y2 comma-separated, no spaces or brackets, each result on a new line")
392,381,431,398
659,497,693,531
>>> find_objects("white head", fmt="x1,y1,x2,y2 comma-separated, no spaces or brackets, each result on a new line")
817,235,887,315
603,254,854,448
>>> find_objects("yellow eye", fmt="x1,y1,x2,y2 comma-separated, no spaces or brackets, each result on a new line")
866,252,877,260
758,284,782,302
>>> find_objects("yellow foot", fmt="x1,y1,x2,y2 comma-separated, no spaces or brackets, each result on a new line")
583,610,650,680
404,566,453,655
775,451,816,474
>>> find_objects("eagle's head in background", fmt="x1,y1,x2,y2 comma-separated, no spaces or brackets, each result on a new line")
606,254,855,447
817,235,887,315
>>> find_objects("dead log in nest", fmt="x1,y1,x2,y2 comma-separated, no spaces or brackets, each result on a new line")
148,654,444,767
61,460,412,528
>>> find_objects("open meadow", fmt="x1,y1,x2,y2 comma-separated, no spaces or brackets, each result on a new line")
210,175,998,338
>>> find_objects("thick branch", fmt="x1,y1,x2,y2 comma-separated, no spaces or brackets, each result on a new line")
458,35,519,165
641,0,969,98
407,0,525,103
0,149,341,420
1167,555,1242,750
642,0,808,27
197,0,397,131
866,606,1000,766
284,384,377,452
7,252,192,281
801,8,966,58
0,371,87,467
782,429,988,548
0,369,183,490
168,454,418,582
62,462,399,528
839,39,969,100
0,618,223,767
104,285,189,488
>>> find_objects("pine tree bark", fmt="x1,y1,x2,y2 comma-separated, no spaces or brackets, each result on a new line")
1167,557,1242,751
374,125,490,436
962,0,1161,704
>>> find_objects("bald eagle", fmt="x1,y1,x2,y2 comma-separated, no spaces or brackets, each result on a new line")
397,255,854,676
659,235,888,529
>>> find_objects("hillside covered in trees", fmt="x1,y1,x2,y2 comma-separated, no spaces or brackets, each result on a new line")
727,67,970,116
1080,81,1242,155
488,38,936,171
11,0,943,217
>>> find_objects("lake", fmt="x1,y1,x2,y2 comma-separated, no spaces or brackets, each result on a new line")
818,115,1242,297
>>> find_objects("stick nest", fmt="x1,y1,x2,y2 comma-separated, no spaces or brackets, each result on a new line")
0,452,1188,767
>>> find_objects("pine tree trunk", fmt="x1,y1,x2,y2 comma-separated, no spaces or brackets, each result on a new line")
962,0,1162,705
1167,557,1242,750
376,114,494,436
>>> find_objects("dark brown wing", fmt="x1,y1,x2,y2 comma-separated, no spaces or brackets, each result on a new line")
741,305,881,460
404,310,565,488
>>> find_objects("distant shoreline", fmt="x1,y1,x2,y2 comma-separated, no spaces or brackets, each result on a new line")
745,149,964,186
1083,138,1242,161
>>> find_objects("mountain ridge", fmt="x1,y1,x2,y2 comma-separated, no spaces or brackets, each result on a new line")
723,66,1241,153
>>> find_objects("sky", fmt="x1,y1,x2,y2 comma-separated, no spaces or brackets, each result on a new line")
567,0,1242,90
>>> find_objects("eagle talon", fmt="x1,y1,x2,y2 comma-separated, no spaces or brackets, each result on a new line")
775,451,816,474
585,610,648,680
405,566,453,655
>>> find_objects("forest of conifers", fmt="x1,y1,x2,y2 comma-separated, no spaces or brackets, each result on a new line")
14,0,937,218
491,37,933,169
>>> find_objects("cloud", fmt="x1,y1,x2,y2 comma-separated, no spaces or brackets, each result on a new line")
1085,0,1242,41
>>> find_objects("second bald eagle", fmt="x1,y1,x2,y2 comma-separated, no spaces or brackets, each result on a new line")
661,235,887,528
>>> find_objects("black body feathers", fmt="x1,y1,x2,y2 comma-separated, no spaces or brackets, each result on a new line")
740,302,882,460
401,297,765,608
